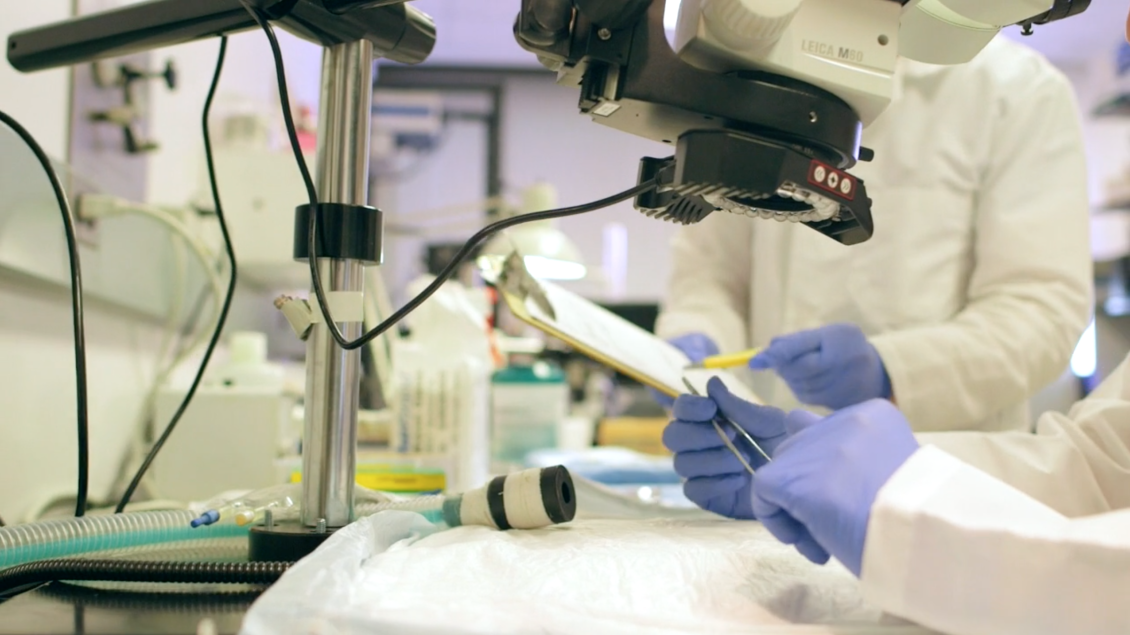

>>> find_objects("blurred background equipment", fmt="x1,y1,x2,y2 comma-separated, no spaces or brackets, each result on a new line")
151,332,300,503
482,182,588,281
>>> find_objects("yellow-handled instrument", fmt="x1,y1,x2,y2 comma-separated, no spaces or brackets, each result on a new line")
685,348,762,370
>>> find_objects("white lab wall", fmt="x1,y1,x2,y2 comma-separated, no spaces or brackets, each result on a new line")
0,272,168,522
1001,3,1130,226
0,3,70,158
0,1,165,520
0,3,320,520
410,0,542,68
145,30,323,207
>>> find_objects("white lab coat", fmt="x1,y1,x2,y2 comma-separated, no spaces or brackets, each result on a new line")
862,352,1130,635
655,37,1093,432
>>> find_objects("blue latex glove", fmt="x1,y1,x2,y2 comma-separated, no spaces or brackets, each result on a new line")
651,333,719,408
662,376,805,519
750,399,920,576
749,323,892,410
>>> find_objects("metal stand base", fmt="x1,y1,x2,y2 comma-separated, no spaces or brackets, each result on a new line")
248,523,334,563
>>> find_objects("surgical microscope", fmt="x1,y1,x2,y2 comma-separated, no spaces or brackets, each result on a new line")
5,0,1091,562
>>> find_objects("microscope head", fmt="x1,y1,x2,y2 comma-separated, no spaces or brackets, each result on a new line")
514,0,1091,245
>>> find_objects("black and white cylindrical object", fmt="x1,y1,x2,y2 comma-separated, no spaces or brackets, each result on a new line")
443,466,576,530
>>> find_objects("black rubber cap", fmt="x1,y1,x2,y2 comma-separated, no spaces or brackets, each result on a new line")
538,465,576,524
293,203,383,265
249,523,333,562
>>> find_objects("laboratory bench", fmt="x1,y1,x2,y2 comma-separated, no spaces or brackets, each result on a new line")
0,584,254,634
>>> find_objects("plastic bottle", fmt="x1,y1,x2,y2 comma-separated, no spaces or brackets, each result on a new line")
491,361,569,471
392,278,492,492
210,332,284,390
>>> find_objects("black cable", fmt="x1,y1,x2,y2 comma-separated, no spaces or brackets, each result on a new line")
350,181,654,344
0,559,290,597
0,514,5,527
245,0,655,352
38,583,262,612
358,191,652,351
115,36,238,513
0,110,90,518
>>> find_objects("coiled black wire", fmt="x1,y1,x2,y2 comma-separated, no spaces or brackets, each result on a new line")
0,559,290,597
37,582,261,612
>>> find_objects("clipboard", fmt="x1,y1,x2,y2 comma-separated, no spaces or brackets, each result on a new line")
487,253,763,404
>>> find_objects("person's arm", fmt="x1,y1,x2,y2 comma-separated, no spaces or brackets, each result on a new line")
863,449,1130,635
869,63,1092,431
916,379,1130,517
654,211,753,354
862,360,1130,635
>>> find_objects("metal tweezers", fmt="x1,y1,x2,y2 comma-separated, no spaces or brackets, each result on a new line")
681,377,771,475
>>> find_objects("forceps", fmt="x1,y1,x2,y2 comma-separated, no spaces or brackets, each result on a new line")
681,377,772,475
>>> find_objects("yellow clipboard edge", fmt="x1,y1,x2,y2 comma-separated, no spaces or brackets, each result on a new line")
498,287,682,398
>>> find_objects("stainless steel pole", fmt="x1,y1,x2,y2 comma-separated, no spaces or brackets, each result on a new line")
301,39,374,529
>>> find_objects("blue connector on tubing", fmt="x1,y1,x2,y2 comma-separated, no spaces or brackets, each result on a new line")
190,509,221,528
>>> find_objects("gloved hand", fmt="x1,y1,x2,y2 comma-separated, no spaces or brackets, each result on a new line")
750,399,920,576
748,323,892,410
662,376,805,519
651,332,719,408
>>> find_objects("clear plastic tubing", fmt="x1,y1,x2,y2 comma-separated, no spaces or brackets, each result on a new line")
356,496,446,524
0,511,249,569
86,537,251,563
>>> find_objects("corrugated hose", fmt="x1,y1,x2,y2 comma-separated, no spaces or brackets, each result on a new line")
0,559,290,597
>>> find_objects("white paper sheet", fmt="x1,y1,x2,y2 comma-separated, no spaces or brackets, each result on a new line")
525,280,763,403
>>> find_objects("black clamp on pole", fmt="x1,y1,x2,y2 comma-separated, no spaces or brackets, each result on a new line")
293,203,384,265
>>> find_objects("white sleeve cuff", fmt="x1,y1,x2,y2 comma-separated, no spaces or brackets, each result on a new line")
859,446,966,611
859,444,1071,626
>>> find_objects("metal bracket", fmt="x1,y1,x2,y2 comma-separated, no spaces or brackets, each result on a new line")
275,295,315,341
497,251,556,321
86,56,173,154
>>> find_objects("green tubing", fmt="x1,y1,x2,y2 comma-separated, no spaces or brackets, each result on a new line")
0,511,250,569
1,498,463,573
80,536,251,563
